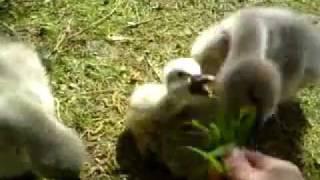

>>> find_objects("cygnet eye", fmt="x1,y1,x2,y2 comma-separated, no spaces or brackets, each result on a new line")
176,71,188,78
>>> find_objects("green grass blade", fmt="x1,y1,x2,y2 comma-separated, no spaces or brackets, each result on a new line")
186,146,224,173
208,143,235,157
208,122,221,145
190,120,209,133
237,112,256,145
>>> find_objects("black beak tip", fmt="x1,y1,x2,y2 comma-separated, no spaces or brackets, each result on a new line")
189,74,215,95
249,111,273,149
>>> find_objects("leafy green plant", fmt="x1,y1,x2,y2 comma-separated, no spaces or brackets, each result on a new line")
185,107,257,175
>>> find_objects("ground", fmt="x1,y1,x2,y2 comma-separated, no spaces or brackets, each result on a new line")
1,0,320,179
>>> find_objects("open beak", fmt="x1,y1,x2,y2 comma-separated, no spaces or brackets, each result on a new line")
189,74,215,96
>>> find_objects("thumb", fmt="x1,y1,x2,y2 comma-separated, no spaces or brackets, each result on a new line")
225,149,255,180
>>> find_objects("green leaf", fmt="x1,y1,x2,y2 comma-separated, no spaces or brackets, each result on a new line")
190,120,209,133
208,122,221,145
186,146,224,173
237,111,256,145
208,143,235,158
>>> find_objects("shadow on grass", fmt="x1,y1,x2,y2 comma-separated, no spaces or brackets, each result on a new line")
115,129,185,180
115,101,308,180
256,100,309,168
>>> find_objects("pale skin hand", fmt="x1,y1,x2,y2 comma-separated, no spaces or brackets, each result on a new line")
224,149,305,180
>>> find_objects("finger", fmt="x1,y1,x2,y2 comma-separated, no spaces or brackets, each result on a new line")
225,149,255,180
244,150,291,169
243,150,267,168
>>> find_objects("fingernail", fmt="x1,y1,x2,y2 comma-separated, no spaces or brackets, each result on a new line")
226,148,246,165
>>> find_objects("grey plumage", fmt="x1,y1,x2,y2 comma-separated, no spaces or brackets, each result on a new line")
0,38,86,180
191,20,230,75
125,58,215,155
124,58,217,179
191,7,320,145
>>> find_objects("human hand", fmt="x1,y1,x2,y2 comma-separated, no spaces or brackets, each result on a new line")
224,148,304,180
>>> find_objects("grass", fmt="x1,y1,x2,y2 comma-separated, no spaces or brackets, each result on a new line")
1,0,320,179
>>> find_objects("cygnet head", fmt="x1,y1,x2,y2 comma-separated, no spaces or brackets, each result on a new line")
162,58,215,96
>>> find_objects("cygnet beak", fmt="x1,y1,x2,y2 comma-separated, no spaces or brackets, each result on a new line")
189,74,215,95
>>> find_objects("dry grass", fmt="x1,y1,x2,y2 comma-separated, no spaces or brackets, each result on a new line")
1,0,320,179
